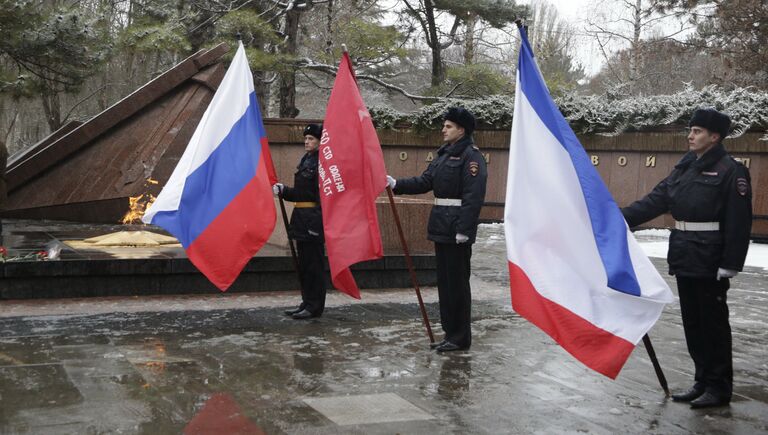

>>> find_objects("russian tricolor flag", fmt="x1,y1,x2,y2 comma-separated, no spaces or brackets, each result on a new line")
143,42,277,291
505,27,673,378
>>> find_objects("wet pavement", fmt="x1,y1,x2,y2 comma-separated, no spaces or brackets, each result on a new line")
1,225,767,434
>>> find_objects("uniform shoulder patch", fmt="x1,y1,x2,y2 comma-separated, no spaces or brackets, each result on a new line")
468,161,479,177
736,177,749,196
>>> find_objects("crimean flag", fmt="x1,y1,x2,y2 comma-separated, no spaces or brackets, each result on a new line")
143,42,277,291
504,26,673,378
319,52,388,299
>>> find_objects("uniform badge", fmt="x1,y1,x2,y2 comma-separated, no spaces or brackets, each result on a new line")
468,161,479,177
736,178,749,196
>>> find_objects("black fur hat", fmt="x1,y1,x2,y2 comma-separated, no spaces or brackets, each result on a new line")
303,123,323,140
443,107,476,136
689,108,730,140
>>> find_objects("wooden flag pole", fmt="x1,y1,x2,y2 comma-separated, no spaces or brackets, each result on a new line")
642,334,670,396
277,192,300,274
386,186,435,343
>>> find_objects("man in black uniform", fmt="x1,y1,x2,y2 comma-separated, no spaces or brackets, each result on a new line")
387,107,488,352
622,108,752,409
274,124,326,320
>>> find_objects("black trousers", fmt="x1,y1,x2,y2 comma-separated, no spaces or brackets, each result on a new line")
296,241,326,316
435,242,472,348
676,276,732,399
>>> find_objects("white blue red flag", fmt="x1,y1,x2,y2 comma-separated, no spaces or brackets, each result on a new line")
143,42,277,291
505,27,673,378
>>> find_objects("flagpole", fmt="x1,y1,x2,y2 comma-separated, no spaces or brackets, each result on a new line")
277,193,300,273
386,187,435,343
240,29,300,277
642,334,670,396
514,15,669,386
337,43,433,339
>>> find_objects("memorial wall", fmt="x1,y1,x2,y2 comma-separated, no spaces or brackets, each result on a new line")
3,43,765,254
265,121,768,250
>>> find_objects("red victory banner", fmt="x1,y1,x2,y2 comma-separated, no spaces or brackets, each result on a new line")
318,51,388,299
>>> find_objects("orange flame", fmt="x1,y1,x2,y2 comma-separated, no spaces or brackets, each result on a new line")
121,194,156,225
121,178,159,224
153,341,167,356
140,339,167,376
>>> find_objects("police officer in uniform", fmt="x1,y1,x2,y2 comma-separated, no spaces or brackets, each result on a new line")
387,107,488,352
622,108,752,409
275,124,326,320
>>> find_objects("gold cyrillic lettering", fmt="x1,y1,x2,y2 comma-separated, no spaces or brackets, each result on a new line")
734,157,751,168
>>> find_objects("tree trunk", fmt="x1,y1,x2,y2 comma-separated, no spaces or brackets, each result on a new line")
40,86,62,133
464,12,477,65
254,71,270,117
325,0,334,54
3,104,19,145
425,0,444,87
188,9,213,52
629,0,642,94
430,45,444,87
279,8,300,118
99,60,109,111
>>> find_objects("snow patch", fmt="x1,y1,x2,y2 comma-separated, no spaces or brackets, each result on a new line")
634,228,768,270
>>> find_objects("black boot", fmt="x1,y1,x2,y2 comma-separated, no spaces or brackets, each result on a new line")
690,392,729,409
435,341,469,352
430,340,447,349
671,385,705,402
283,306,303,316
291,309,316,320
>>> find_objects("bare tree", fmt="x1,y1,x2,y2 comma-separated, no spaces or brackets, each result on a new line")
586,0,691,94
654,0,768,88
400,0,461,87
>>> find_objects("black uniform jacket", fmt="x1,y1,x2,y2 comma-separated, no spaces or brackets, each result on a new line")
622,144,752,277
394,135,488,244
282,151,324,243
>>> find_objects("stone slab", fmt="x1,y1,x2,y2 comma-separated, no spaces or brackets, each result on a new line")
303,393,434,425
0,220,437,300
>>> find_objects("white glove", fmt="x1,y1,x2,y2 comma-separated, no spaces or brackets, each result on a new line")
386,175,396,189
456,233,469,244
272,183,284,196
716,268,738,280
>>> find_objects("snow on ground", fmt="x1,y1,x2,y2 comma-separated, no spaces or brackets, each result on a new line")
482,224,768,271
634,229,768,270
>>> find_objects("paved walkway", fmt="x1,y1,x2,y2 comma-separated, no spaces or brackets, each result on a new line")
0,226,767,434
